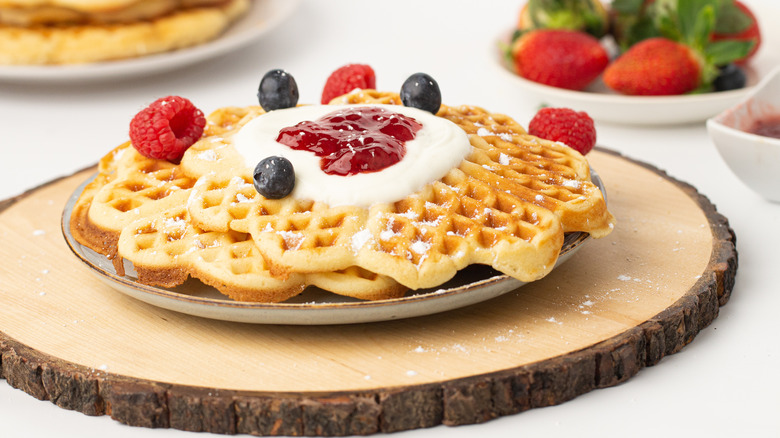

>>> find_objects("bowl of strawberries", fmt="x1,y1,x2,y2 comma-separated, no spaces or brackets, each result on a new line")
498,0,778,125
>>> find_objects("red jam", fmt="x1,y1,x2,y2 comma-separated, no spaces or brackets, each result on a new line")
276,106,422,176
749,117,780,140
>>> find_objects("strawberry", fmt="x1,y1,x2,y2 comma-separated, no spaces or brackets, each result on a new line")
603,37,701,95
321,64,376,104
528,107,596,155
712,0,761,63
510,29,609,91
605,0,755,95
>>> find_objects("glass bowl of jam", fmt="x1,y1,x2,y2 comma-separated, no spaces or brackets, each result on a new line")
707,66,780,203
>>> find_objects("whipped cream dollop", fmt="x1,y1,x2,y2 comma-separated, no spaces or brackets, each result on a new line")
233,104,472,207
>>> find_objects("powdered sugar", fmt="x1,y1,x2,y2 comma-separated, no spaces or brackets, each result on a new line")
410,239,431,255
277,230,304,251
351,229,373,253
162,217,187,233
198,150,218,161
380,217,399,241
235,193,252,203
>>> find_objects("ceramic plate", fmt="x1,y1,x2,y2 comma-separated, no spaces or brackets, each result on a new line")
0,0,299,82
496,4,780,125
497,65,758,125
61,171,606,325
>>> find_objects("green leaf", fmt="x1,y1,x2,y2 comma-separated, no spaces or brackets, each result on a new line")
691,4,716,48
547,11,584,29
524,0,607,37
499,40,514,68
677,0,714,43
676,0,699,39
535,0,568,8
657,14,682,41
658,0,723,49
705,39,755,65
621,17,662,49
611,0,645,14
715,1,753,34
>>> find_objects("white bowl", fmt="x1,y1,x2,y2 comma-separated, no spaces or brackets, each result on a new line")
496,19,780,126
707,65,780,203
499,60,760,125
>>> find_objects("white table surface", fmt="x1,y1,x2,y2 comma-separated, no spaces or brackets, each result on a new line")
1,0,778,436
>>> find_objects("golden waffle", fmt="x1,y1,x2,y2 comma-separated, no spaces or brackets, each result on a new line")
0,0,248,64
437,105,613,237
0,1,232,26
180,91,615,290
72,143,196,260
71,111,406,302
115,204,406,302
72,104,264,252
70,142,127,258
335,91,612,236
72,91,614,301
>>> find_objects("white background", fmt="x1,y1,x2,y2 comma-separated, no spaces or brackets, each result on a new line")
1,0,778,436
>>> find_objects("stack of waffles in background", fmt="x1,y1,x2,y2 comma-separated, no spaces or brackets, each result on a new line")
70,91,615,302
0,0,249,64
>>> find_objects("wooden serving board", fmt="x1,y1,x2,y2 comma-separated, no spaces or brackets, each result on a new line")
0,149,736,436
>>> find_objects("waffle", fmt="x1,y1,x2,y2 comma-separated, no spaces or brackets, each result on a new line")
70,110,406,302
0,0,247,64
71,91,614,301
180,91,615,290
72,105,263,251
115,204,405,302
0,1,232,26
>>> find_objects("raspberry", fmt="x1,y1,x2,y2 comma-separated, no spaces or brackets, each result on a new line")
321,64,376,104
528,108,596,155
129,96,206,162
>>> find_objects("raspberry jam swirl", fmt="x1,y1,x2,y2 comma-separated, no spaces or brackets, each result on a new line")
232,104,472,207
276,106,422,176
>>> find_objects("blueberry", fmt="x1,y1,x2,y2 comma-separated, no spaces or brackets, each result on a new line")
713,64,747,92
400,73,441,114
253,156,295,199
257,69,299,111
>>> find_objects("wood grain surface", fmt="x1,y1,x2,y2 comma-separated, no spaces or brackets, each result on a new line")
0,149,737,435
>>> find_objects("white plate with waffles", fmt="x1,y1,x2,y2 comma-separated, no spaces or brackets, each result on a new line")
0,0,299,82
61,171,605,325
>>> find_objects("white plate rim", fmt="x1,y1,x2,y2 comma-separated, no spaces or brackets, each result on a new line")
61,170,607,325
0,0,300,82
